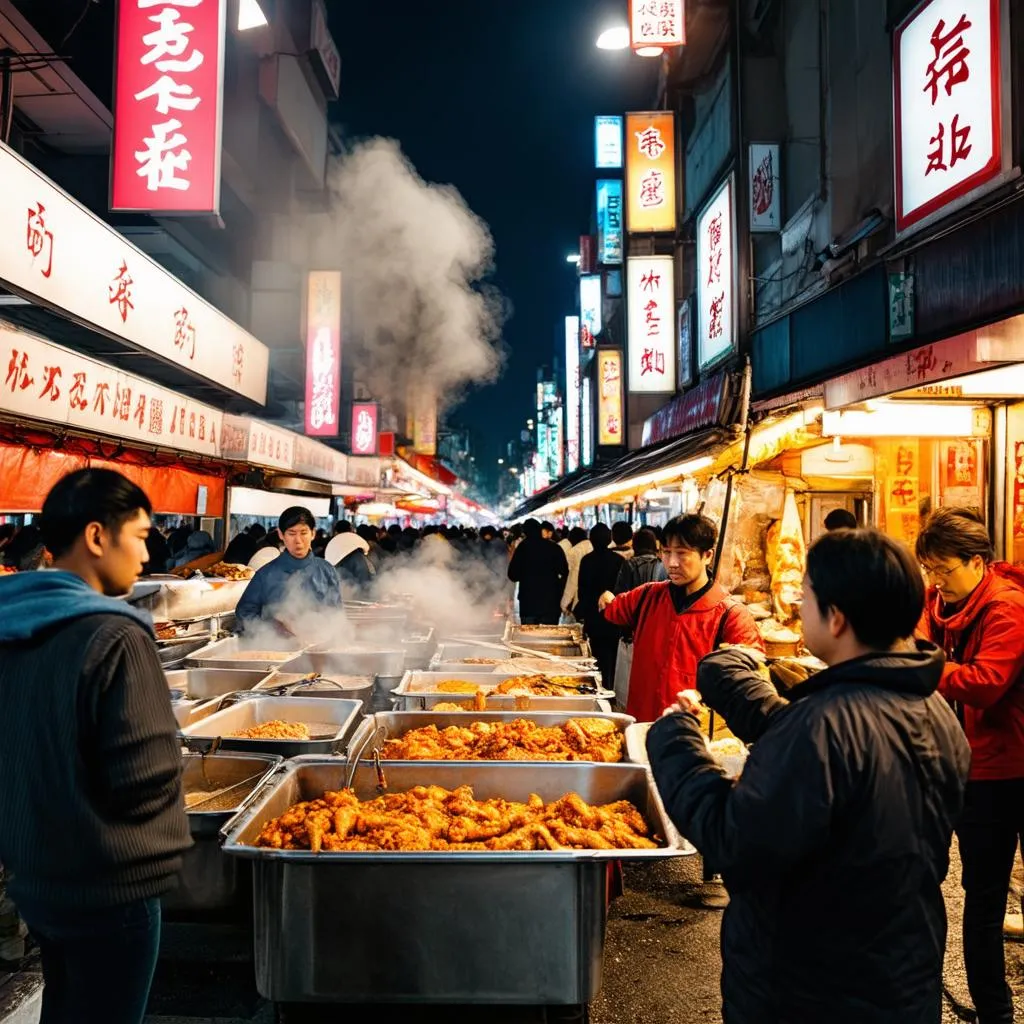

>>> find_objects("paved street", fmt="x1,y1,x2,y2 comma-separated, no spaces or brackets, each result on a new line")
2,842,1021,1024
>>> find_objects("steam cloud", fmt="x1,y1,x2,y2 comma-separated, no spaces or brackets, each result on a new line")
308,138,508,413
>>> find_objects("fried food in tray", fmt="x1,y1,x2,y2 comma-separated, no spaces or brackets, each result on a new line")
379,718,623,763
230,720,311,741
492,674,597,697
254,784,658,852
206,562,255,581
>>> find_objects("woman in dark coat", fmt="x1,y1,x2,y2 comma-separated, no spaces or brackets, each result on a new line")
576,524,625,691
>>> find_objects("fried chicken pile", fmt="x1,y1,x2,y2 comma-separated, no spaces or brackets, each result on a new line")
254,784,658,852
379,718,623,762
231,720,311,740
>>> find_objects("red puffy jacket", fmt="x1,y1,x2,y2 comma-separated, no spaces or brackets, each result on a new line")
921,563,1024,781
602,581,763,723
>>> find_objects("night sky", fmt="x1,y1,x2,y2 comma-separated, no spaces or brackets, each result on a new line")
329,1,658,483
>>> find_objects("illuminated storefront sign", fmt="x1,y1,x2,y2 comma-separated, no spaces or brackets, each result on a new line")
696,176,736,369
581,376,593,466
630,0,685,54
625,111,677,233
350,402,378,456
304,270,341,437
579,274,602,348
597,349,624,447
627,255,676,394
596,179,623,264
595,115,624,169
565,316,580,473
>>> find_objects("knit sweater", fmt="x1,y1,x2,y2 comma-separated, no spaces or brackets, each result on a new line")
0,595,190,911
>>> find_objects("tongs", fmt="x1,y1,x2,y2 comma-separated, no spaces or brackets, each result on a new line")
344,722,388,791
185,771,264,811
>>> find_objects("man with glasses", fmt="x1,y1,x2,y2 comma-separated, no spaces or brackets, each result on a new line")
598,513,761,723
918,507,1024,1024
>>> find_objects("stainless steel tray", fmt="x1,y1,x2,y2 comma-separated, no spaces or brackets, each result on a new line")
185,636,309,674
254,672,375,713
221,761,684,1002
159,636,213,668
503,622,584,643
392,693,614,713
348,710,635,764
165,667,271,701
179,695,361,757
284,644,405,678
164,751,280,915
396,670,613,699
400,626,436,669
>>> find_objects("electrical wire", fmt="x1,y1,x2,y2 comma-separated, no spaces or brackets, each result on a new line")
60,0,95,49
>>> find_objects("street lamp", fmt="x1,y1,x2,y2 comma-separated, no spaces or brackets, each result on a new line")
238,0,268,31
566,253,581,265
596,25,630,50
498,458,505,465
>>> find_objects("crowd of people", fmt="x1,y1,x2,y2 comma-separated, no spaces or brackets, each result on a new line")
0,471,1023,1023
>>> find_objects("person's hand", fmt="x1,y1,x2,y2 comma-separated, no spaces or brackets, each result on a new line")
598,591,616,612
661,689,703,718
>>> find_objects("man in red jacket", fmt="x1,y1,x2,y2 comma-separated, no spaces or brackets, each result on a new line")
599,513,762,722
917,507,1024,1024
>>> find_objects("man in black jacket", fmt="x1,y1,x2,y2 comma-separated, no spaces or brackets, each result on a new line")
647,528,971,1024
507,518,568,625
0,469,190,1024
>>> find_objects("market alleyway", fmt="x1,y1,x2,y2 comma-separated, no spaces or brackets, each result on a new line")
2,840,1022,1024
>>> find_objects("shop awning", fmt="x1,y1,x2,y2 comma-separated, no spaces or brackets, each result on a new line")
404,452,459,487
516,427,739,520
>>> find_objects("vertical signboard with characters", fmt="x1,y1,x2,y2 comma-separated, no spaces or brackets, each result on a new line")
630,0,685,52
350,402,378,457
893,0,1006,233
597,350,625,447
579,275,602,349
596,180,623,264
111,0,227,214
749,143,781,232
625,112,677,233
304,271,341,437
627,255,676,394
565,316,581,473
697,177,736,370
595,116,624,169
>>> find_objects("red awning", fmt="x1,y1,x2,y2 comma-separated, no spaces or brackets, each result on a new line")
406,453,458,487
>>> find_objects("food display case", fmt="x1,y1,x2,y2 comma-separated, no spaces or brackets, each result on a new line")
179,695,362,758
220,760,686,1004
164,751,281,915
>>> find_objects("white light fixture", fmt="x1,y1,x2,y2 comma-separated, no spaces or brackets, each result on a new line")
635,46,665,57
596,26,631,50
566,253,581,264
238,0,268,31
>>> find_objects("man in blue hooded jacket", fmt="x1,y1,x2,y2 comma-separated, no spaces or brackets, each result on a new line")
235,505,343,635
0,468,190,1024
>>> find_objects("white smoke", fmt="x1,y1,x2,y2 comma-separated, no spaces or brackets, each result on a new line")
308,138,508,412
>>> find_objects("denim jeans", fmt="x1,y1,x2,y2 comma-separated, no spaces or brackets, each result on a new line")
19,896,161,1024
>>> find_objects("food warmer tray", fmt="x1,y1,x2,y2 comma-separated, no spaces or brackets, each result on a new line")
399,626,436,670
283,644,406,679
185,637,309,674
503,622,583,643
179,695,361,758
347,709,636,765
165,667,271,702
254,672,375,713
396,670,614,699
221,760,685,1004
159,636,214,669
164,751,280,915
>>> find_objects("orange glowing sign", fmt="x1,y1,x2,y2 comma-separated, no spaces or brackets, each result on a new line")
625,112,677,234
598,349,625,447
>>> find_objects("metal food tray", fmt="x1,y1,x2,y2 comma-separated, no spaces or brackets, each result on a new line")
185,636,309,674
165,751,280,915
400,627,436,669
347,710,636,765
159,636,213,669
393,693,614,713
283,644,406,679
503,622,584,643
179,695,361,757
165,667,271,702
396,670,613,699
221,760,684,1004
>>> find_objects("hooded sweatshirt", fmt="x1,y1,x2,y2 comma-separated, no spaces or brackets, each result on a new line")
0,572,190,912
921,562,1024,780
236,549,343,632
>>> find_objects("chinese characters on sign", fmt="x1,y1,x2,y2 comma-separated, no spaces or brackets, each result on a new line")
350,403,378,456
579,275,602,349
596,179,623,265
630,0,685,51
625,112,677,233
565,316,581,474
627,256,676,395
677,298,693,391
595,116,624,170
304,271,342,437
697,177,735,369
894,0,1003,232
111,0,227,213
0,323,222,458
109,261,134,323
26,204,53,278
749,143,781,232
597,350,625,447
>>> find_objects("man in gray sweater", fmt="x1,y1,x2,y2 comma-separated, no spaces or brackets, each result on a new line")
0,468,190,1024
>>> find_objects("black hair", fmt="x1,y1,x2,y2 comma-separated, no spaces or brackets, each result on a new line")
662,514,718,554
568,526,588,545
611,521,633,546
540,521,555,533
523,519,542,539
250,524,267,540
824,508,858,531
589,523,612,549
634,528,659,556
807,528,924,649
916,506,994,565
39,469,152,559
279,506,316,532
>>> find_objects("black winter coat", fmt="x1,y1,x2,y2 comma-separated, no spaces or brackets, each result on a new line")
647,644,970,1024
577,547,626,640
507,537,568,621
614,552,667,594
